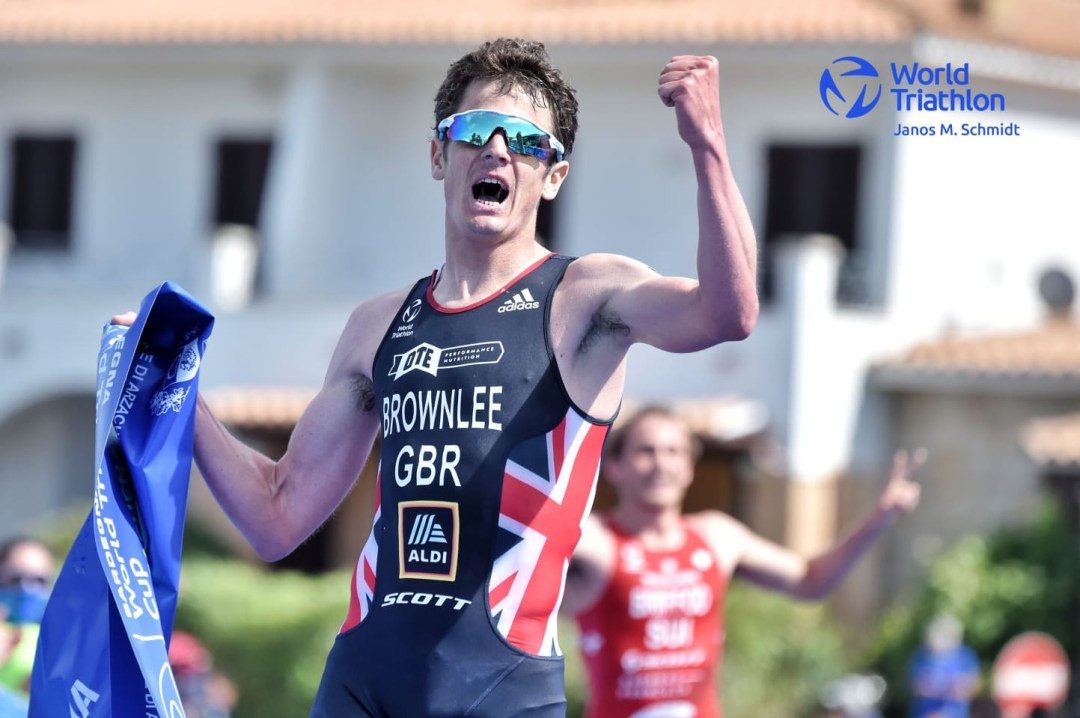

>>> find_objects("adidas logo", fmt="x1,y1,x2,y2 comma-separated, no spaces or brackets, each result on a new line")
497,288,540,313
408,513,449,546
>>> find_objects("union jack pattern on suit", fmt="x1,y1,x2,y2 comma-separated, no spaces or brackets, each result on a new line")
488,408,608,656
342,476,381,632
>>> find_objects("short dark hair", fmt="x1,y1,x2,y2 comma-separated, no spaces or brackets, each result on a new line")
605,405,702,461
433,38,579,156
0,535,48,567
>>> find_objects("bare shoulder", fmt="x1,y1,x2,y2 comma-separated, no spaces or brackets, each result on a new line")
330,284,417,381
553,253,660,348
557,252,697,343
685,511,748,565
686,509,739,531
347,284,415,331
563,513,617,616
562,253,658,291
570,513,617,584
576,512,616,563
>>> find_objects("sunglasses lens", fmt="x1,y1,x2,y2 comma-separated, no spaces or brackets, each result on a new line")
441,111,561,161
506,129,554,160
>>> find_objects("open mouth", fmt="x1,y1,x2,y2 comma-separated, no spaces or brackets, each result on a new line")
472,178,509,204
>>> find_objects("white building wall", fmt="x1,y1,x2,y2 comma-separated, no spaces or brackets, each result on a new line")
888,75,1080,335
1,40,1079,538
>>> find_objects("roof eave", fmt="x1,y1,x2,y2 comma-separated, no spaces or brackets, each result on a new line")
870,367,1080,397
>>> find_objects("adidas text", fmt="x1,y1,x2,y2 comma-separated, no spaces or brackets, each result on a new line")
498,288,539,313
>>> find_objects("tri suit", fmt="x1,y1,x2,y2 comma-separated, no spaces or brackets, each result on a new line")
311,253,611,717
574,518,727,718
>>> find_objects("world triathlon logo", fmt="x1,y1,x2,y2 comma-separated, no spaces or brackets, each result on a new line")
819,56,882,119
819,55,1009,123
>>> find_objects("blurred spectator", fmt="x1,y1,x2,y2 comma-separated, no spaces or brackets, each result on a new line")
909,613,981,718
169,629,237,718
820,673,889,716
821,673,887,718
0,685,27,718
0,619,28,717
0,536,55,700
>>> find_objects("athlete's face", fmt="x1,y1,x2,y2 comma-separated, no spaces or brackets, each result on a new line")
606,415,696,511
431,80,569,243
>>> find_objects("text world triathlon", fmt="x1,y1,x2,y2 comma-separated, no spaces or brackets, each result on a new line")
890,62,1004,112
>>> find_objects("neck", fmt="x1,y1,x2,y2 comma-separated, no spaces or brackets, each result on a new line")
610,502,686,550
435,233,550,307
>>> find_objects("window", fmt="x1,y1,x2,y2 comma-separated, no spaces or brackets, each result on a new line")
213,138,273,228
762,143,863,304
7,135,78,251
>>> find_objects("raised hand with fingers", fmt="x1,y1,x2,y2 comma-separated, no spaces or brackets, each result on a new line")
879,448,927,517
657,55,725,149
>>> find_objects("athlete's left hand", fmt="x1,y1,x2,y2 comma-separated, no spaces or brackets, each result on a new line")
878,448,926,517
657,55,724,149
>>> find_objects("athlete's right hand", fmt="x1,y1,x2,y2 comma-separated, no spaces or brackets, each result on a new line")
110,311,137,327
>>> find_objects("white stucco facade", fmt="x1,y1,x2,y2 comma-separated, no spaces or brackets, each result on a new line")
1,38,1078,563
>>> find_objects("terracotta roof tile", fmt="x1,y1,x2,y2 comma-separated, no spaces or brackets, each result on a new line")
875,320,1080,380
1022,412,1080,469
203,386,769,442
3,2,1073,62
0,0,912,45
203,386,317,431
889,0,1080,59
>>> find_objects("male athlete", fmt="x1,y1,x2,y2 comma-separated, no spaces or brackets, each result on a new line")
120,38,758,716
563,406,924,718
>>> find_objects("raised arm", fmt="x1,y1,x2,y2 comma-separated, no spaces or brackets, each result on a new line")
191,292,403,561
721,449,925,600
604,55,758,352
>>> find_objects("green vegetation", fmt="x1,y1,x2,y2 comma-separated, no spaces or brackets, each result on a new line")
55,497,1073,718
864,500,1079,716
174,559,351,718
176,558,852,718
721,585,849,718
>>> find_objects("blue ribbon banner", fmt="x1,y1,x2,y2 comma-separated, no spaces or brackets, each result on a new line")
30,282,214,718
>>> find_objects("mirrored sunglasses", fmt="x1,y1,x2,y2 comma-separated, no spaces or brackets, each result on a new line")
437,110,565,162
